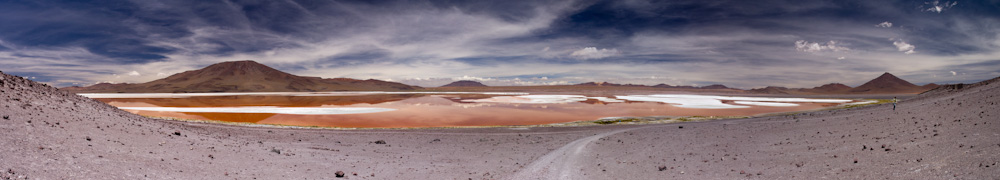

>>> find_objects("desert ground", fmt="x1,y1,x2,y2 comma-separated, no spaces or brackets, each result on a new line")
2,71,998,179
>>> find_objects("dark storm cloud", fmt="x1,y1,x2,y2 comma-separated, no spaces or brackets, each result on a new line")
0,0,997,87
0,0,175,63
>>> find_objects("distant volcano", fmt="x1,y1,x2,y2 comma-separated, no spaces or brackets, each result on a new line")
747,73,936,94
440,80,487,87
62,60,421,93
849,72,937,94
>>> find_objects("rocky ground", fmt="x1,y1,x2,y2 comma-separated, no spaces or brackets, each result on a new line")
2,71,997,179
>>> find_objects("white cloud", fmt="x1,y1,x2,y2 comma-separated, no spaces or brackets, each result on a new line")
893,40,916,54
156,72,168,76
923,1,958,13
950,71,957,76
837,57,846,60
126,71,141,76
452,75,495,82
795,40,850,53
876,21,893,28
569,47,621,60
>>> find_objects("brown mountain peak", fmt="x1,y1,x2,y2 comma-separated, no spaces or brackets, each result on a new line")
62,60,420,93
192,60,294,78
441,80,487,87
863,72,917,87
700,84,731,89
849,72,923,94
815,83,852,90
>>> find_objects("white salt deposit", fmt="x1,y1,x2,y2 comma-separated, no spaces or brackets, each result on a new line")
117,107,396,115
463,95,589,104
616,94,851,109
463,95,627,104
732,101,799,107
616,95,750,109
717,96,851,103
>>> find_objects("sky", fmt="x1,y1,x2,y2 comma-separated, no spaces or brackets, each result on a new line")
1,0,999,88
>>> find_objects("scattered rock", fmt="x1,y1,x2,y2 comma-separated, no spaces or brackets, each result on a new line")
657,165,667,171
334,171,345,178
173,132,181,136
86,137,91,141
2,115,8,120
678,126,684,129
374,140,386,144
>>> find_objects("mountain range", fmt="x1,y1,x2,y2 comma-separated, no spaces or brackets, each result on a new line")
747,72,937,94
440,80,488,87
62,61,936,94
62,60,420,93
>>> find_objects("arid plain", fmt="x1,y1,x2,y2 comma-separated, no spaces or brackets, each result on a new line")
3,67,999,179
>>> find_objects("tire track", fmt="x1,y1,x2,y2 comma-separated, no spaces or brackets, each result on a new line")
507,126,649,180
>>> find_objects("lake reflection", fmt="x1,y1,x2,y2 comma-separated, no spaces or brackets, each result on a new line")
94,93,850,128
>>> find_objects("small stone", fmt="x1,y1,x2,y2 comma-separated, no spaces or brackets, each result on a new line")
678,126,684,129
374,140,386,144
2,115,8,120
657,166,667,171
173,132,181,136
335,171,345,178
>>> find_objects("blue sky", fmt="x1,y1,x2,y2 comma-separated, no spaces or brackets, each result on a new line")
1,0,998,88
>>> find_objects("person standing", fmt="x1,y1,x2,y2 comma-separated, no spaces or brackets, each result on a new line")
892,97,897,111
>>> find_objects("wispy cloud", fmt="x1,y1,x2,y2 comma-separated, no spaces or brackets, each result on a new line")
923,1,958,13
876,21,893,28
893,40,916,54
569,47,621,60
795,40,850,53
0,0,997,88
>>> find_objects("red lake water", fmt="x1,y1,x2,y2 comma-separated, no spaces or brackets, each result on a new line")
86,92,865,128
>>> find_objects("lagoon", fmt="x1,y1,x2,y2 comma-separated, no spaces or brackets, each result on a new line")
86,92,864,128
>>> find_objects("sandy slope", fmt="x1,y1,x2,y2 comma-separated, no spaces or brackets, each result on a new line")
2,71,998,179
